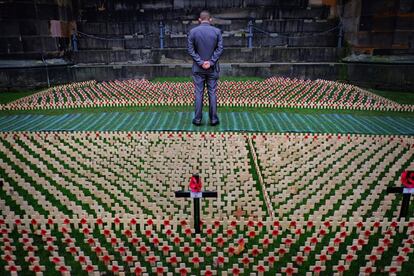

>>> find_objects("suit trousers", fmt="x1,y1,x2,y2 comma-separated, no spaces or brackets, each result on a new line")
192,71,219,124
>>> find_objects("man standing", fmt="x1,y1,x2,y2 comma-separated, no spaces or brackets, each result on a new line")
187,10,224,126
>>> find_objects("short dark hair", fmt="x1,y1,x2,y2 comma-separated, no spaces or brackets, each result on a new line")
199,10,211,21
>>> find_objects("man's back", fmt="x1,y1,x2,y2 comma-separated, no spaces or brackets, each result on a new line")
187,10,223,126
189,23,221,61
188,22,223,73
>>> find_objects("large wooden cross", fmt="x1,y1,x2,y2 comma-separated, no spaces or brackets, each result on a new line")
387,187,414,218
175,190,218,234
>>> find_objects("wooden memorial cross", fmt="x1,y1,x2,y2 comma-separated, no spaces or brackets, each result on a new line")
175,174,217,234
387,170,414,219
175,190,217,234
387,187,413,218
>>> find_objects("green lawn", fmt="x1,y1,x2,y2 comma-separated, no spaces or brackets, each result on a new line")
0,90,41,104
369,89,414,105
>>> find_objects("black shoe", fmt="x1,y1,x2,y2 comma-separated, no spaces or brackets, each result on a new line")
210,121,220,126
192,120,202,126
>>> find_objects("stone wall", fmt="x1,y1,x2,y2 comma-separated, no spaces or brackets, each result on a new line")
341,0,414,54
73,47,344,64
1,62,413,92
0,0,78,59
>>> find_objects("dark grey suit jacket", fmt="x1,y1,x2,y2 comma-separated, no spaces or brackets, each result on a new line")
187,22,224,74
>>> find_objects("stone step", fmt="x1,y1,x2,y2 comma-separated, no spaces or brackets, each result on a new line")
77,32,338,50
0,0,74,21
77,19,337,36
0,36,69,54
73,47,345,64
81,6,329,22
80,0,308,11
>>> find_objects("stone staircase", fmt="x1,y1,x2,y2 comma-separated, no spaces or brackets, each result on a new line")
70,0,343,80
1,0,413,91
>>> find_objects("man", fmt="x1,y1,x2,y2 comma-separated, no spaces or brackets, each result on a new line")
187,10,224,126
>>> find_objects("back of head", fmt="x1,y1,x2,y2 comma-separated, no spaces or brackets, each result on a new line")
199,10,211,22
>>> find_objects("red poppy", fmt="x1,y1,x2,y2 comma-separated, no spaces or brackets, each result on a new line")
313,265,322,273
102,255,111,263
285,267,295,275
59,265,70,272
7,265,18,272
389,267,398,273
85,265,94,272
192,256,201,263
162,245,170,253
32,265,42,272
267,255,276,263
382,238,391,246
401,170,414,188
146,255,156,263
336,265,346,272
257,265,266,273
152,237,160,245
173,237,181,245
179,267,188,276
183,246,191,254
303,246,312,253
139,245,148,254
189,175,202,192
376,246,385,254
110,237,117,245
295,255,304,265
87,238,95,245
319,254,328,262
216,256,225,264
239,256,249,265
327,246,335,254
194,237,202,245
168,256,178,264
345,254,354,262
272,229,279,236
216,237,225,246
185,228,192,236
232,267,241,275
112,265,120,273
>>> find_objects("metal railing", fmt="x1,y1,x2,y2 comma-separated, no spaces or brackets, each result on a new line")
73,19,343,50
